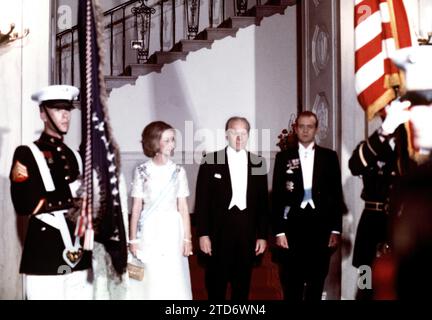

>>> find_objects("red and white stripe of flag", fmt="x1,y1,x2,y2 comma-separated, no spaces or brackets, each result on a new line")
355,0,417,120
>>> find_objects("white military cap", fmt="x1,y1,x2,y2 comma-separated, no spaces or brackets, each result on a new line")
390,46,432,92
31,85,79,105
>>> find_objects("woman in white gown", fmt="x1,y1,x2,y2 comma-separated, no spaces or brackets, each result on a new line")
128,121,193,300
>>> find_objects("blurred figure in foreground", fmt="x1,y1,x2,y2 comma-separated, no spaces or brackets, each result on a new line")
376,46,432,299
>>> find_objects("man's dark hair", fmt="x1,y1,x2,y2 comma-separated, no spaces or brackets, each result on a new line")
295,111,319,128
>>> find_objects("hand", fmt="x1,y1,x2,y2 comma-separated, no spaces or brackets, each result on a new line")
328,233,340,249
129,243,139,257
255,239,267,256
183,240,193,257
276,234,289,249
381,99,411,135
199,236,212,256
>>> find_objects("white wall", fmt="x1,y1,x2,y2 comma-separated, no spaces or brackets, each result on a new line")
340,0,362,300
0,0,51,299
255,8,298,150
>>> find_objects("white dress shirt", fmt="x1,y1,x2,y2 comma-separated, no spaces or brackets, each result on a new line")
227,146,248,211
299,142,315,209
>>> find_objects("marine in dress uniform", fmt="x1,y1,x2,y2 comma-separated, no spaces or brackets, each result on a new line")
349,127,400,299
10,85,92,300
348,98,420,300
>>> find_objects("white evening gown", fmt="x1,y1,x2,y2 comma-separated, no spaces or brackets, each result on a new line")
128,159,192,300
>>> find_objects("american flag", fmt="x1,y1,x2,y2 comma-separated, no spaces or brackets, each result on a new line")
77,0,127,275
354,0,416,120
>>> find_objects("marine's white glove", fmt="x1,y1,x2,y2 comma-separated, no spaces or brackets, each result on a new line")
381,99,411,135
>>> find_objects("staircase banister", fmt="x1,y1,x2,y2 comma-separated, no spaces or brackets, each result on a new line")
57,25,78,39
104,0,142,15
56,0,163,39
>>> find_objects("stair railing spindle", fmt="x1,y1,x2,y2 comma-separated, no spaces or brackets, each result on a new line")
71,31,75,86
58,36,62,84
160,0,164,52
122,7,126,73
172,0,176,47
209,0,214,28
110,13,114,76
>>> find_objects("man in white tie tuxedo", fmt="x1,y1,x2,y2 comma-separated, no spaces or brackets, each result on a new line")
272,111,346,300
195,116,269,300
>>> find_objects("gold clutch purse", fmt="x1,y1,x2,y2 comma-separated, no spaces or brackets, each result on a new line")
128,254,145,281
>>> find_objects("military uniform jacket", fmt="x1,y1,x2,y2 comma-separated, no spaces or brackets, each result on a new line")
10,133,91,275
348,127,416,267
271,145,346,240
349,130,400,204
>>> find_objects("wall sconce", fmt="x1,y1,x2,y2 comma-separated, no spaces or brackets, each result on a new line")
0,23,29,47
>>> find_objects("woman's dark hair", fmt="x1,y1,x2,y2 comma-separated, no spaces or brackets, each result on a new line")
141,121,173,157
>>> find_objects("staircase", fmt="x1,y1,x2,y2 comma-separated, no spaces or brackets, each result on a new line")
104,0,297,92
